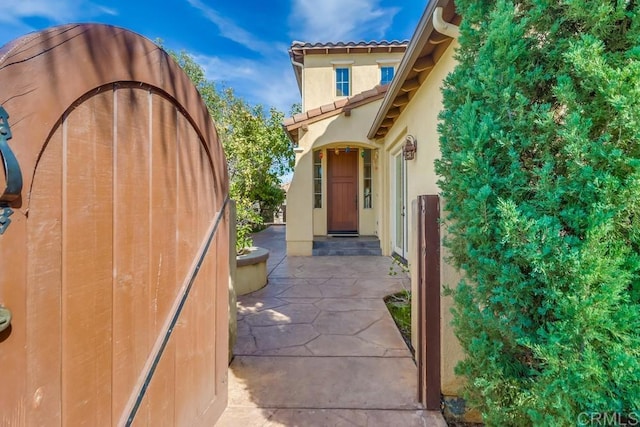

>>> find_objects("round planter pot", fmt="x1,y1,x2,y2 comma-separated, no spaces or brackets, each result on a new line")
235,246,269,296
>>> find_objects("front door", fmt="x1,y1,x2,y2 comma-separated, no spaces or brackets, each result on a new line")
327,149,358,233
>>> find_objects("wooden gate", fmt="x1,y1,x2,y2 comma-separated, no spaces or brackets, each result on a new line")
417,195,441,410
0,24,229,426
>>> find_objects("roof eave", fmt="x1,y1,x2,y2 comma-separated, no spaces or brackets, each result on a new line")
284,85,389,144
367,0,458,140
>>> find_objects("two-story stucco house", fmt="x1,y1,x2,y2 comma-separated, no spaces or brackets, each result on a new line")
283,0,473,417
284,39,407,252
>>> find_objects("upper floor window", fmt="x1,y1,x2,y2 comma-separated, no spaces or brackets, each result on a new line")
380,66,395,85
335,67,350,97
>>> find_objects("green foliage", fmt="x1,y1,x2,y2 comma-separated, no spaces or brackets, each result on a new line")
437,0,640,424
388,255,410,276
168,50,295,254
384,289,413,352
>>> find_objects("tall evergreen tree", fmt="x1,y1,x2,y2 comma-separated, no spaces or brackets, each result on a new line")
437,0,640,424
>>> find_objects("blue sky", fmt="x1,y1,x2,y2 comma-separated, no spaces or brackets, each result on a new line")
0,0,426,114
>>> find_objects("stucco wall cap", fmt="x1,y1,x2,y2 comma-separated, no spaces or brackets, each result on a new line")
236,246,270,267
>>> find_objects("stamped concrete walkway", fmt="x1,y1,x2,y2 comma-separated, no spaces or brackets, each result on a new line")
217,225,447,426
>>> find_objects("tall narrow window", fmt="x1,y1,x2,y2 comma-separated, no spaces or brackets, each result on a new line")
335,67,350,96
313,150,322,208
363,149,373,209
380,66,394,85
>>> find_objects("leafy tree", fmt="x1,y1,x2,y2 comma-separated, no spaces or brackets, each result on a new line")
437,1,640,425
170,50,294,253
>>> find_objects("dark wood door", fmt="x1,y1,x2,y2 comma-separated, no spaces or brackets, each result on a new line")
327,150,358,233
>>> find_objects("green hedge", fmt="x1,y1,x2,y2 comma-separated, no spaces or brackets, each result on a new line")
436,1,640,425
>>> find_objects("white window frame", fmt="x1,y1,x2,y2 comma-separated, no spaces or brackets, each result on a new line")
376,59,400,86
380,65,395,85
332,60,354,97
335,67,350,97
391,150,408,259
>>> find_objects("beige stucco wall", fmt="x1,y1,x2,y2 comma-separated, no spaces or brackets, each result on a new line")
286,101,384,254
287,143,314,255
235,247,269,296
379,40,465,396
302,53,403,111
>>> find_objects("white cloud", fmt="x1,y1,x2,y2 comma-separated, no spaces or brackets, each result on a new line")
192,52,300,114
97,6,118,16
0,1,117,25
187,0,286,55
288,0,399,42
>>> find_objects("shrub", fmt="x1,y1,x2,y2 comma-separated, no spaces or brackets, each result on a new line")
437,1,640,424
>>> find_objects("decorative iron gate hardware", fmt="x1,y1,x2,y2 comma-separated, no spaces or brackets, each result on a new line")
0,106,22,234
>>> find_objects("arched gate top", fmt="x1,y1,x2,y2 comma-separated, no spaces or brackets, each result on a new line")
0,23,228,209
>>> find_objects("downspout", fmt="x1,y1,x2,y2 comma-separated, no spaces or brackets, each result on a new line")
290,57,304,109
433,7,460,39
289,57,305,148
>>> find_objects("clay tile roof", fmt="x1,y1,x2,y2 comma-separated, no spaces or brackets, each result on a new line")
289,40,408,50
334,98,349,108
292,112,308,122
289,40,409,92
320,104,334,114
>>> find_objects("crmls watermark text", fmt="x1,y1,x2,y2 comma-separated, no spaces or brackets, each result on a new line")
578,412,640,426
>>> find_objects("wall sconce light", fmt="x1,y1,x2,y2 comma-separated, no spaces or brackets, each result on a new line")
403,135,417,160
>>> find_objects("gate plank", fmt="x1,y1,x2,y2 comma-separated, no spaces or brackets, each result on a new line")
194,119,218,419
139,90,181,426
195,124,217,420
112,88,152,420
211,223,230,420
26,127,63,425
174,112,203,425
62,93,114,426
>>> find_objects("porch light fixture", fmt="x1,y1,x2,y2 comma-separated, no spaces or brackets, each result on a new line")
403,135,417,160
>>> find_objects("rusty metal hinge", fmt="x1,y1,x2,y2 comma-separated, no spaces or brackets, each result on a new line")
0,106,22,235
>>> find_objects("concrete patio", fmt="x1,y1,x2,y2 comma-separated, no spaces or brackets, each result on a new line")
217,225,447,426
